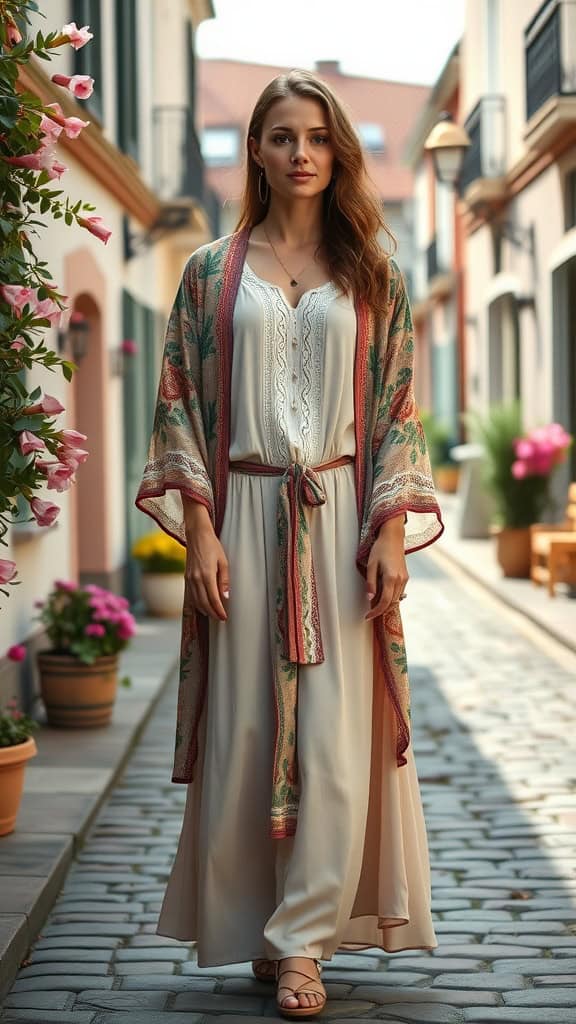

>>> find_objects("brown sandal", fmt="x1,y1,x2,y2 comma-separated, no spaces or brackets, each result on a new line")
252,957,277,982
276,957,326,1018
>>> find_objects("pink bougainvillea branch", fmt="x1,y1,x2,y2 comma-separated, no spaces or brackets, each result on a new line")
0,2,108,603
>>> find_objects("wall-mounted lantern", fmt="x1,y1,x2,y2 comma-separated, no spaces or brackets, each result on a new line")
57,310,91,362
424,111,471,187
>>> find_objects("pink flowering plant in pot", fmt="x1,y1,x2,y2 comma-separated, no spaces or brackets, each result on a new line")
467,403,572,529
0,697,38,835
0,2,111,601
36,580,136,665
35,581,136,727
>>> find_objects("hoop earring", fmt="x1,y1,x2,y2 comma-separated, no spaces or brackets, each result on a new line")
258,168,270,204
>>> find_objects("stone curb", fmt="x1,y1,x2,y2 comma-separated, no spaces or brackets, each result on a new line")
0,618,180,1001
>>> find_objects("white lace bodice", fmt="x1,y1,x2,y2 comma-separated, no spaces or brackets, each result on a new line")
230,262,357,467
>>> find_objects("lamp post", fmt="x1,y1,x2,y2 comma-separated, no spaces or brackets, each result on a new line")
424,111,470,187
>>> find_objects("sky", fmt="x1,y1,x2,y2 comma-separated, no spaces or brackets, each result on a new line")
196,0,465,86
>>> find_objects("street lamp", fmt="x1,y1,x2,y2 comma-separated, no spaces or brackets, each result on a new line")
424,111,470,187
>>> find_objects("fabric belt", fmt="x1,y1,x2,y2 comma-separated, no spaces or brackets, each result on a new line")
229,455,355,665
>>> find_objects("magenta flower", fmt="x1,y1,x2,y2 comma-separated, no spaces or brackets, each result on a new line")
30,497,60,526
85,623,106,638
10,338,26,351
61,21,94,49
55,580,77,592
121,339,138,355
19,430,46,456
511,460,528,479
77,215,112,245
51,73,94,99
0,559,18,584
7,645,26,662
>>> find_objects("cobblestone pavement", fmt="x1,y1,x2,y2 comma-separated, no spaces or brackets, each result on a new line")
2,552,576,1024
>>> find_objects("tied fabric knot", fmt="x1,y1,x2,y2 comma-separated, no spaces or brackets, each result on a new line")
278,461,327,665
229,453,354,837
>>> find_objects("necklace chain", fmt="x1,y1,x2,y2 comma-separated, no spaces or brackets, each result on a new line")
262,225,319,287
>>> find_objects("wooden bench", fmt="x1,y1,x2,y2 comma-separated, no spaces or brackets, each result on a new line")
530,482,576,597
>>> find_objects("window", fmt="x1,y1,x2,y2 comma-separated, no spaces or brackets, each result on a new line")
201,126,240,167
73,0,103,121
356,123,386,154
115,0,139,161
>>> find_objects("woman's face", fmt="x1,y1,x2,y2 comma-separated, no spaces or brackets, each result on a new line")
250,94,335,202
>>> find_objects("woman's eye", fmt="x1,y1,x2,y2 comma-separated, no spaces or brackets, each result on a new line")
313,135,329,144
273,134,289,144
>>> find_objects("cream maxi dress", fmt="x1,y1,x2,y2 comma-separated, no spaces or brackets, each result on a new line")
156,261,437,967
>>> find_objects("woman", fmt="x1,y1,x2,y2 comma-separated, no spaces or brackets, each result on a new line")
136,69,444,1018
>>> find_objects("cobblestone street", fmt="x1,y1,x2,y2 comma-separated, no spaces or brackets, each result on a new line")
2,550,576,1024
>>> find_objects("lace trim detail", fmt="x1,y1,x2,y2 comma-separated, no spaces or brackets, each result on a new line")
371,469,436,506
141,451,213,502
299,289,330,465
242,264,338,466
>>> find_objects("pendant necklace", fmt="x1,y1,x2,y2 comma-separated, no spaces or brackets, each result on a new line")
263,225,320,287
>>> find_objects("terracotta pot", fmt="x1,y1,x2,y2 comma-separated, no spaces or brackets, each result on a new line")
140,571,184,618
37,652,118,728
494,526,532,578
434,465,460,493
0,737,37,836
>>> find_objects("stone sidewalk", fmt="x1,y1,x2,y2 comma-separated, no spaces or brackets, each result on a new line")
1,550,576,1023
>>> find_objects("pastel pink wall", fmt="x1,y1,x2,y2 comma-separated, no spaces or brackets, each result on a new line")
64,249,111,576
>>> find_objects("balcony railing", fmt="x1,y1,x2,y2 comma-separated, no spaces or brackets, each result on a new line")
152,106,221,237
152,106,204,201
459,96,506,194
525,0,576,121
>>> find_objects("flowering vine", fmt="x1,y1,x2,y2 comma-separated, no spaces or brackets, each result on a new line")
0,1,112,603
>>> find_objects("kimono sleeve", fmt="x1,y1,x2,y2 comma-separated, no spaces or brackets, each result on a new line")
135,256,214,546
359,261,444,565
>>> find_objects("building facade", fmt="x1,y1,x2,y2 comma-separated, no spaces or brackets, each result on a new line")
1,0,216,703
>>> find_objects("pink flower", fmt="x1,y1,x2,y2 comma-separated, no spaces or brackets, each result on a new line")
45,155,68,181
51,73,94,100
59,115,90,140
1,285,36,314
34,296,64,326
59,429,87,445
10,338,26,351
24,394,65,416
4,143,66,179
40,113,63,143
34,599,45,608
37,461,75,492
19,430,46,456
85,623,105,637
57,445,89,471
511,460,528,479
6,18,22,46
0,559,18,584
61,21,94,50
77,216,112,245
30,497,60,526
514,438,534,460
7,645,26,662
55,580,77,592
121,339,138,355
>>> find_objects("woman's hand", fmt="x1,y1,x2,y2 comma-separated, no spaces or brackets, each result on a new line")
183,498,229,621
365,514,408,621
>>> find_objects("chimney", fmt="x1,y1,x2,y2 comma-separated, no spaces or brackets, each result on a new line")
315,60,341,76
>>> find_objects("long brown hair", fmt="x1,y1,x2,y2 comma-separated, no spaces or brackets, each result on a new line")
235,69,396,314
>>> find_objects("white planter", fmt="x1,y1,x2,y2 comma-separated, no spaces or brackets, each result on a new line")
141,572,185,618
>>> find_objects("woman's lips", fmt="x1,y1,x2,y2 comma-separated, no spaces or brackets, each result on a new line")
288,173,313,180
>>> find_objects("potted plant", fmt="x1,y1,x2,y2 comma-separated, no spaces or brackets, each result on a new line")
35,581,135,727
466,402,572,577
420,411,460,493
132,530,186,618
0,698,38,836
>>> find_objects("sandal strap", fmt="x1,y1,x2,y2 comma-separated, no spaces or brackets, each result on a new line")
277,961,325,999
